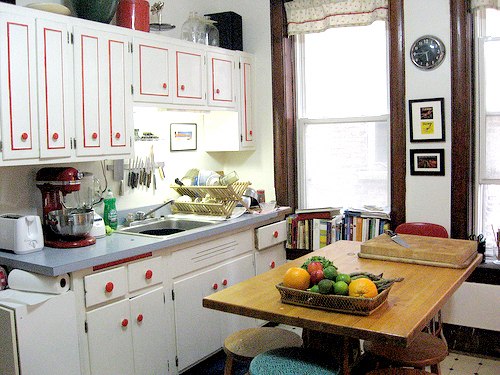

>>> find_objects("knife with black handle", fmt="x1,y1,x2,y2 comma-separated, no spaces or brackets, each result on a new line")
385,230,410,248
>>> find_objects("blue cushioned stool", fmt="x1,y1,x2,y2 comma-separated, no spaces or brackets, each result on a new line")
249,347,340,375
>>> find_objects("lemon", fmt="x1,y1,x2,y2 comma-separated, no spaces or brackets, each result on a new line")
309,285,320,293
323,266,338,280
333,281,349,295
336,274,351,284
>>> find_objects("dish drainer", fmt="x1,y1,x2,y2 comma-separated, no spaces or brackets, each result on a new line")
170,182,250,218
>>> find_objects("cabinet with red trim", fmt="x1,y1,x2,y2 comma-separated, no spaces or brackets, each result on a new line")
172,43,207,106
207,51,237,109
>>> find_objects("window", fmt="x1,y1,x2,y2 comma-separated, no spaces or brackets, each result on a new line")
296,21,390,209
476,9,500,257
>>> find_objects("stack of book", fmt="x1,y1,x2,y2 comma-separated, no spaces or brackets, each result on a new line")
286,207,343,251
342,206,390,242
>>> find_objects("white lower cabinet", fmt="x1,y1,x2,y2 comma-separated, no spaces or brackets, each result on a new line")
86,286,169,375
173,252,256,372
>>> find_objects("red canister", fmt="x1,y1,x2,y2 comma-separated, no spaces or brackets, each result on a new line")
116,0,150,32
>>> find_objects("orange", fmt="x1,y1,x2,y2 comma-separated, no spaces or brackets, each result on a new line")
348,277,378,298
283,267,311,290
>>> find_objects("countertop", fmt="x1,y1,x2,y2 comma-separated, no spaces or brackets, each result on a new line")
0,208,290,276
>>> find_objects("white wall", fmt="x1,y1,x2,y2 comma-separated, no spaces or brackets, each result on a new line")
404,0,452,232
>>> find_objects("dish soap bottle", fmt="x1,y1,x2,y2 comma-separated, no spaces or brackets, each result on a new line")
103,189,118,230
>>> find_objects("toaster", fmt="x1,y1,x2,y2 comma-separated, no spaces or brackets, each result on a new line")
0,214,44,254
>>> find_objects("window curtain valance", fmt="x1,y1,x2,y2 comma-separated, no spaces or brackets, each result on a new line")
471,0,500,10
284,0,388,35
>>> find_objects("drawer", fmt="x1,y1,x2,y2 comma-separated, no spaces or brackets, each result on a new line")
84,266,128,308
255,243,286,274
255,221,287,250
128,256,163,292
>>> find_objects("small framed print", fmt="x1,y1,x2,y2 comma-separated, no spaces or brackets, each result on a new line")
410,149,445,176
170,123,197,151
409,98,445,142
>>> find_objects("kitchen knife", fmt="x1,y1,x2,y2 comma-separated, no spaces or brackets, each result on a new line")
385,230,410,248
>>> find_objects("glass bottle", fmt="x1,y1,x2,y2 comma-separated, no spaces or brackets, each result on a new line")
181,12,203,43
204,16,219,47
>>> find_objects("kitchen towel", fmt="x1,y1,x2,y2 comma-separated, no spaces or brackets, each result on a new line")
7,269,70,294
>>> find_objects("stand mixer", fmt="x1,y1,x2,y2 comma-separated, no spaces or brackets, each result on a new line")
36,167,96,248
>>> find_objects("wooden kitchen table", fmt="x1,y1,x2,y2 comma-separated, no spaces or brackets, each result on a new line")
203,240,481,374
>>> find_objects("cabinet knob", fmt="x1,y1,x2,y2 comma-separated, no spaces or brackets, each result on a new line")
222,279,228,286
216,88,220,94
270,261,276,269
273,231,279,238
115,132,121,139
180,84,185,91
137,314,144,322
121,319,129,327
213,283,218,290
52,132,59,140
145,269,153,280
105,282,114,293
249,130,253,136
163,83,167,89
92,132,98,140
21,133,28,141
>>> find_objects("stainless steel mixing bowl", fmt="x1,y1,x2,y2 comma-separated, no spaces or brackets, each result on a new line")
47,208,94,239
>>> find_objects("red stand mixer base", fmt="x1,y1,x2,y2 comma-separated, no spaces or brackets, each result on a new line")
44,236,96,248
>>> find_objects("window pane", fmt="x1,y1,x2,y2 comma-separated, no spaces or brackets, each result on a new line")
303,121,389,208
486,9,500,36
484,115,500,180
480,184,500,257
303,21,388,118
483,40,500,112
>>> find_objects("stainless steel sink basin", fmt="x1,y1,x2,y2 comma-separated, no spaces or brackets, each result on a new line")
117,217,219,236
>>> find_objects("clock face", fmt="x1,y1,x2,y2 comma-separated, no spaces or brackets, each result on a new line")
410,36,445,70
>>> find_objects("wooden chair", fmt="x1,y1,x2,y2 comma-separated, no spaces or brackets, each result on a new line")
366,368,437,375
223,327,303,375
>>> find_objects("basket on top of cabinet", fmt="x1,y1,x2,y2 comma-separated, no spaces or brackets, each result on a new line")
170,182,250,218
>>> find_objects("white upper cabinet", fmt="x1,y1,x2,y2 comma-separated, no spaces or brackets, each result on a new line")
0,13,39,161
36,18,73,159
239,55,254,148
207,51,237,109
172,44,206,106
133,37,172,104
73,27,133,157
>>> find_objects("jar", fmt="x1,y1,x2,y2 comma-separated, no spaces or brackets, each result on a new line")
203,16,219,47
116,0,150,32
181,12,204,43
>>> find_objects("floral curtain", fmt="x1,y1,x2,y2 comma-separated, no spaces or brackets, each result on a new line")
471,0,500,10
284,0,389,35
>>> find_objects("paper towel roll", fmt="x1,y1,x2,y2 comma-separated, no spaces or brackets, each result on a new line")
8,269,70,294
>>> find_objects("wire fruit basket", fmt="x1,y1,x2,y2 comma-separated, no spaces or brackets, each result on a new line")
275,283,392,315
170,182,250,218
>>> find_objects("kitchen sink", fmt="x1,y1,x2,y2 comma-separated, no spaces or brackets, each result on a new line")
117,216,220,236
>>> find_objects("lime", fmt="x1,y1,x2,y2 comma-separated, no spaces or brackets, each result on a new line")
336,274,351,284
333,281,349,295
317,279,333,294
323,266,338,280
309,285,320,293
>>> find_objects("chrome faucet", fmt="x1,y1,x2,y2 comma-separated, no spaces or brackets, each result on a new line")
133,199,175,222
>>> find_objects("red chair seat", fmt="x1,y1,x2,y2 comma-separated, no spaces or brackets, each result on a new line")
394,222,448,238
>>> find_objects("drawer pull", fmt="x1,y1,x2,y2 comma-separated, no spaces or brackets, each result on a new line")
213,283,218,290
270,261,276,269
121,318,129,327
273,231,279,238
105,282,114,293
222,279,228,286
145,269,153,280
137,314,144,322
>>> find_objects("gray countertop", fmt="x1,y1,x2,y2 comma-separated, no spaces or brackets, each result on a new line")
0,208,290,276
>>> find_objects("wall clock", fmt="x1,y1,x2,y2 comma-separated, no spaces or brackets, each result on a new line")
410,35,445,70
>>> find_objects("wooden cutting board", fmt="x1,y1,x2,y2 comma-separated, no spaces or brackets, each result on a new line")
359,233,478,268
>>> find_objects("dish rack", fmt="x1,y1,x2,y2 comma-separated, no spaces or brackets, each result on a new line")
170,182,250,218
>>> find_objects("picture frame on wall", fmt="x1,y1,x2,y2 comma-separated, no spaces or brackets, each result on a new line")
410,149,445,176
170,123,197,151
409,97,445,142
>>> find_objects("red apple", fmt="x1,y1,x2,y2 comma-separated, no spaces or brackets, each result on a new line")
307,261,323,275
310,269,324,285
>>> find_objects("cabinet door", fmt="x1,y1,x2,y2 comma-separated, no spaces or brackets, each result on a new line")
133,38,172,103
0,306,18,375
130,287,170,375
239,56,254,148
207,51,236,108
36,18,73,159
86,299,135,375
0,13,39,161
173,45,206,106
255,244,287,275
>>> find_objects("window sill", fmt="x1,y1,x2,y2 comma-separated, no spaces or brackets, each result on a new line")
466,256,500,285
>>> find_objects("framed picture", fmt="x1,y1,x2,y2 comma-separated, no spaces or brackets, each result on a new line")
170,123,197,151
410,149,445,176
409,98,445,142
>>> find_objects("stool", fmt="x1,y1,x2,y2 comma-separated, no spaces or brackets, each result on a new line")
367,369,436,375
363,332,448,375
249,347,339,375
223,327,303,375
